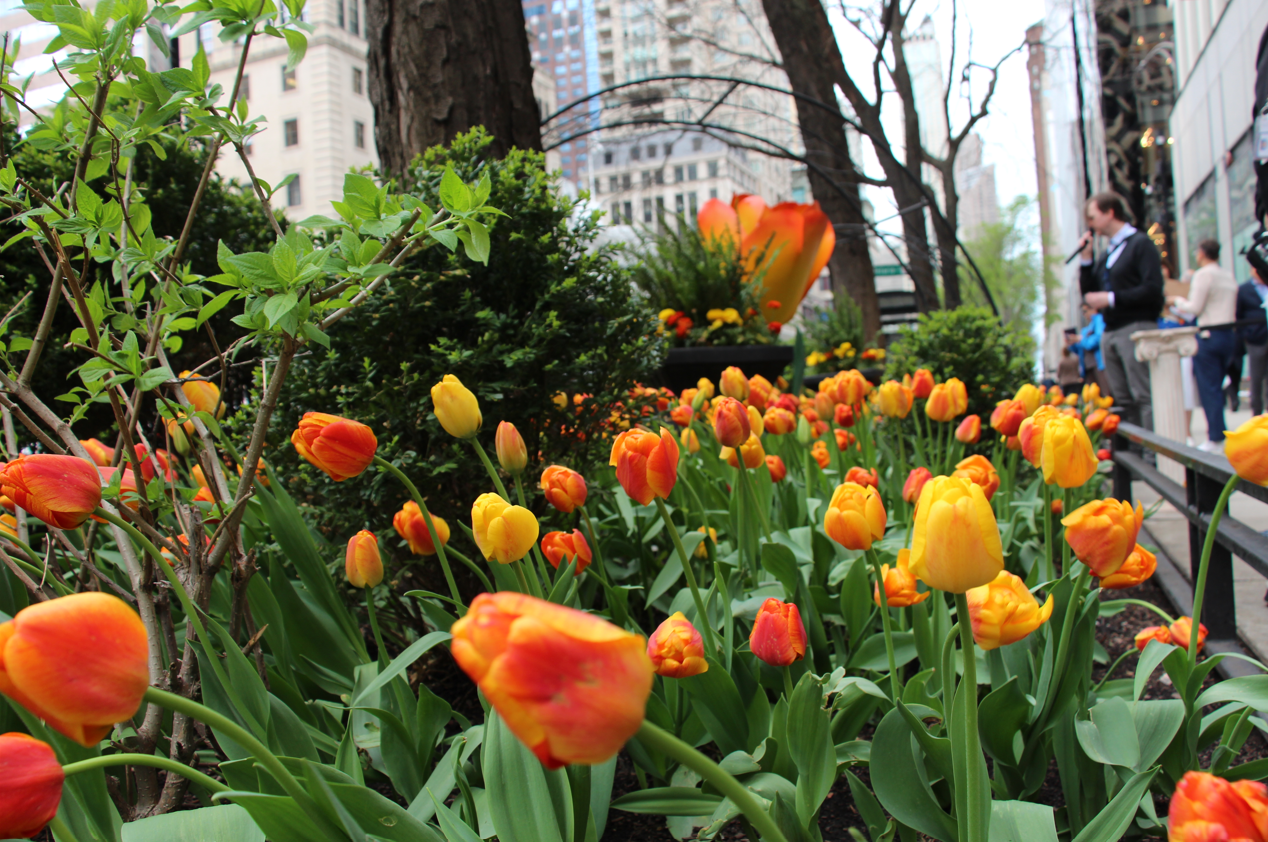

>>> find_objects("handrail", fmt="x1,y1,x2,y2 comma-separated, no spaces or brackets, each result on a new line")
1113,422,1268,506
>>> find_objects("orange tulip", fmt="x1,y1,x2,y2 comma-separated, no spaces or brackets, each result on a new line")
925,383,959,422
697,197,741,247
824,482,886,551
835,428,857,451
345,530,384,588
814,391,835,422
748,375,774,410
1081,382,1101,404
191,463,209,489
878,380,914,419
680,427,700,454
955,414,981,443
647,612,709,678
0,732,64,839
291,412,378,482
450,592,653,769
1099,543,1157,590
835,403,855,428
670,404,695,427
540,529,592,574
1,455,102,529
495,421,528,475
80,438,114,467
811,440,830,469
766,454,787,483
713,397,751,448
1005,435,1021,450
749,598,807,667
1101,414,1121,436
834,370,871,407
1061,498,1143,578
132,445,174,483
98,466,141,512
1135,625,1172,651
1018,405,1061,467
720,366,749,401
1047,385,1064,405
911,369,935,400
763,407,796,435
990,399,1027,437
610,429,678,505
965,570,1054,650
540,466,587,514
179,370,224,418
730,195,835,324
0,593,148,746
721,433,765,469
1051,499,1064,515
844,466,878,488
903,467,932,504
1171,617,1209,654
1168,771,1268,842
1085,408,1108,431
874,549,930,608
952,454,1000,500
1225,415,1268,486
392,501,450,556
746,404,764,438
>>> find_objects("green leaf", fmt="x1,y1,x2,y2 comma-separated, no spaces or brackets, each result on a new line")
1132,699,1185,771
869,709,956,842
343,173,381,219
787,673,835,824
680,658,749,756
283,28,307,68
761,542,801,600
988,801,1058,842
121,804,265,842
75,181,102,217
263,292,298,326
1075,697,1139,768
460,219,489,264
1134,640,1177,701
610,787,723,816
198,289,239,325
847,631,917,672
1069,768,1156,842
482,711,571,842
219,792,332,842
438,166,470,214
1195,675,1268,711
978,677,1028,765
429,792,483,842
350,631,451,705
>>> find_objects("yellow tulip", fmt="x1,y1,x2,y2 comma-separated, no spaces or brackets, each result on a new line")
1041,415,1099,488
877,380,914,419
1224,415,1268,486
431,375,482,439
909,475,1004,593
471,493,539,563
720,366,749,400
824,482,886,551
965,571,1054,650
1014,384,1044,417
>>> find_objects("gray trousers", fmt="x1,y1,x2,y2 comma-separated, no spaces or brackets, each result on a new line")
1250,342,1268,416
1101,321,1155,432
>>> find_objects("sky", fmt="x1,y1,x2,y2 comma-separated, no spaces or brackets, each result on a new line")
828,0,1048,236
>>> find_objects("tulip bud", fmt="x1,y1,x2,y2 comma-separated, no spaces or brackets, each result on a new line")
450,593,653,769
1041,416,1099,488
495,421,529,475
1061,498,1143,578
765,454,787,483
952,454,1000,500
811,440,830,469
903,467,932,504
0,593,148,746
345,530,384,588
844,466,878,488
540,529,592,574
696,378,715,400
720,366,749,400
956,414,982,443
909,476,1004,593
80,438,114,467
877,381,914,418
1168,771,1268,842
680,426,700,454
874,549,930,608
431,374,483,439
1170,617,1208,654
694,525,718,559
1085,408,1108,430
541,465,588,513
1224,415,1268,486
713,397,751,448
1014,384,1044,417
0,455,103,530
990,399,1027,437
393,502,450,556
691,388,708,412
1051,499,1063,515
749,598,807,667
721,433,765,469
911,369,935,399
610,428,678,505
814,391,835,421
291,412,378,481
1101,414,1121,436
796,416,814,446
824,482,886,551
925,383,958,422
179,370,225,419
1097,448,1112,460
647,612,709,678
965,571,1054,650
471,493,539,563
1018,405,1060,467
1099,543,1157,590
1135,625,1171,650
0,732,64,839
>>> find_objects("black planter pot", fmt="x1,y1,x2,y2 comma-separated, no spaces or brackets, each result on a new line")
658,345,795,394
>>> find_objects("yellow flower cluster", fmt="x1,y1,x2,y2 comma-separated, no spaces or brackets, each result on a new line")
706,307,743,330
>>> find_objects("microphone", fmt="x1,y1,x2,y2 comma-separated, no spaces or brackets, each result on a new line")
1065,230,1093,265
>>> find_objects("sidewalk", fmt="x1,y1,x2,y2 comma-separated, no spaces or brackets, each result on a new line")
1133,404,1268,665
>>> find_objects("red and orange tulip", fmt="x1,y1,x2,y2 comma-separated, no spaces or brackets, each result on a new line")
345,530,384,588
956,414,982,444
540,466,587,514
1018,405,1060,467
903,467,933,504
0,732,64,839
766,454,788,483
393,502,450,556
450,592,653,769
647,612,709,678
80,438,114,467
0,455,102,529
610,428,679,505
291,412,378,482
874,549,930,608
1168,771,1268,842
750,598,807,667
720,366,749,401
179,370,225,418
713,397,751,448
1061,498,1143,578
763,407,796,435
952,454,1000,500
911,369,935,400
990,399,1027,438
1171,617,1208,654
965,571,1054,650
540,529,592,574
1099,543,1157,590
1135,625,1171,650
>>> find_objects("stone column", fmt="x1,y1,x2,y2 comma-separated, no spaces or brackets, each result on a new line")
1132,327,1198,484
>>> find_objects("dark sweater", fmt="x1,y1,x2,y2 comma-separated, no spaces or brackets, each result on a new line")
1079,231,1166,331
1236,281,1268,346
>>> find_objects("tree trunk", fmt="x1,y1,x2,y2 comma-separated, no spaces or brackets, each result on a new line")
366,0,542,175
932,163,962,308
760,0,880,340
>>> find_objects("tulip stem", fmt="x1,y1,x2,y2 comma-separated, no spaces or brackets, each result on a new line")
869,549,903,702
636,720,789,842
48,815,76,841
736,459,772,541
941,620,960,721
1061,487,1073,574
471,439,512,501
655,497,718,657
578,505,611,586
366,587,389,666
782,665,796,700
511,560,538,597
1189,473,1239,675
952,592,987,842
1093,648,1137,694
1022,565,1092,774
1041,483,1054,581
373,457,464,610
143,687,339,837
62,753,228,794
1108,598,1174,625
512,476,553,591
442,545,495,593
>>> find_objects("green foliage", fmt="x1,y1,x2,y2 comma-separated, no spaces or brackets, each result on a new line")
630,223,776,347
960,196,1046,335
800,294,866,373
883,306,1035,416
271,128,663,546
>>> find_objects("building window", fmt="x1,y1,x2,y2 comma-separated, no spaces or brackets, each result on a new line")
610,201,621,223
563,168,572,177
349,0,359,35
675,193,684,214
641,170,651,187
709,188,717,199
663,143,673,157
631,145,641,161
692,137,703,151
707,160,718,178
621,173,631,190
647,145,657,158
643,198,653,223
674,165,684,183
284,119,299,146
603,150,613,164
609,175,618,192
623,201,632,222
352,67,364,94
656,196,665,218
286,177,302,207
282,66,297,91
354,120,366,149
688,192,698,220
336,0,344,27
654,169,664,185
594,178,601,194
687,163,697,180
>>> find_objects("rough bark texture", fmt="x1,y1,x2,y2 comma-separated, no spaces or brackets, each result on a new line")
762,0,880,340
366,0,542,175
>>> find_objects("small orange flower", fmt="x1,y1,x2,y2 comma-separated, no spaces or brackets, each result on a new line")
721,433,765,469
1018,405,1060,467
80,438,114,467
291,412,378,482
766,454,787,483
965,571,1054,650
495,421,528,475
610,428,679,505
877,380,914,419
844,466,878,488
541,465,588,514
1101,414,1121,436
720,366,749,401
670,404,695,427
1,455,103,529
647,612,709,678
1099,543,1157,590
540,529,592,575
1225,415,1268,486
763,406,796,435
811,440,830,469
956,414,982,443
713,397,751,448
748,374,774,410
345,530,384,588
0,732,64,839
835,403,855,427
990,399,1027,437
835,428,856,450
179,370,225,418
952,454,1000,500
1085,408,1108,431
824,482,887,551
1062,498,1143,578
1170,617,1208,654
1168,771,1268,842
680,427,700,454
903,467,932,504
874,549,930,608
393,502,450,556
1135,625,1172,650
911,369,935,400
749,598,807,667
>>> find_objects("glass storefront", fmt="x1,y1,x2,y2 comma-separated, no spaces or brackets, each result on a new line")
1228,128,1259,283
1183,170,1218,271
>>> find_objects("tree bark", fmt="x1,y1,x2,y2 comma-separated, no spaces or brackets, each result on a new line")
761,0,880,340
931,160,962,308
366,0,542,175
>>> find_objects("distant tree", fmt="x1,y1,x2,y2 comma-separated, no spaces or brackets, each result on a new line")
960,196,1043,336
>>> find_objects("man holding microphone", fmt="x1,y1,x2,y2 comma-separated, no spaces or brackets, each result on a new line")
1078,192,1166,432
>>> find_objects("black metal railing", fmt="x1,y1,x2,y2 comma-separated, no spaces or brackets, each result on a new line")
1111,422,1268,643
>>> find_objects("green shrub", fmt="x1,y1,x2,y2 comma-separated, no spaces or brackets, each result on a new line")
801,294,866,373
883,306,1035,417
271,128,663,550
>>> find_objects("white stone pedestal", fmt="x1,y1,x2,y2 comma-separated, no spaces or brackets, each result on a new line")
1132,327,1198,484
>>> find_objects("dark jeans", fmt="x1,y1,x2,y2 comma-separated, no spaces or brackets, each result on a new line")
1193,328,1237,442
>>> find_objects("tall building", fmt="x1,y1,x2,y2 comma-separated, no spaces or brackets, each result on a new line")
523,0,599,186
1169,0,1267,283
954,133,999,240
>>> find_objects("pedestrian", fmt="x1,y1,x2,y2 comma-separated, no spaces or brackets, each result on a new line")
1057,334,1082,395
1237,237,1268,415
1078,193,1166,431
1070,303,1107,392
1168,239,1239,451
